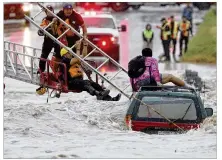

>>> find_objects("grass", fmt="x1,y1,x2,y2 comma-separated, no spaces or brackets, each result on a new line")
181,8,217,64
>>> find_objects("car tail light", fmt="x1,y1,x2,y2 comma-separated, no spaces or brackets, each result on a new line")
101,40,106,46
125,115,132,129
98,36,117,48
110,36,118,44
99,39,109,48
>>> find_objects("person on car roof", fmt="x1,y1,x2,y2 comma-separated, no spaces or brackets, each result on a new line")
130,48,193,92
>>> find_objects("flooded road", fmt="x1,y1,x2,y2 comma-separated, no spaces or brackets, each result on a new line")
4,4,216,159
4,5,215,71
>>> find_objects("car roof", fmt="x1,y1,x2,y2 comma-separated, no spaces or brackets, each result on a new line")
139,86,196,93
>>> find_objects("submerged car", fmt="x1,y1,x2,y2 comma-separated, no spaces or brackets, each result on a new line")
125,86,213,133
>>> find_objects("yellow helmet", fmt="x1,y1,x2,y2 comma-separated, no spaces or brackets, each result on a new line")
60,48,69,57
36,86,47,95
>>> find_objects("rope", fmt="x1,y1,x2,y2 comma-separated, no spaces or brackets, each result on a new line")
171,102,193,123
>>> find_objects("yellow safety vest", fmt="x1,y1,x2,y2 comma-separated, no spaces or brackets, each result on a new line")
161,23,171,40
143,30,153,39
69,59,83,78
180,21,190,37
170,21,179,39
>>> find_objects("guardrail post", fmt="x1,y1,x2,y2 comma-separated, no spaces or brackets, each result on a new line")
4,42,8,72
31,57,34,80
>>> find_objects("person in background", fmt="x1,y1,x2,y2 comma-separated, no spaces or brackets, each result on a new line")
179,16,191,56
157,18,171,61
182,2,193,36
142,23,154,50
169,15,179,60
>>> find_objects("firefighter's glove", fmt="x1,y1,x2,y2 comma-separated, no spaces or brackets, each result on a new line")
83,34,87,40
52,18,58,23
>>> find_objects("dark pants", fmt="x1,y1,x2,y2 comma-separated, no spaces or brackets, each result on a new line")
171,38,177,55
68,79,102,91
162,40,171,60
179,36,189,55
188,19,193,35
39,37,61,72
68,78,113,100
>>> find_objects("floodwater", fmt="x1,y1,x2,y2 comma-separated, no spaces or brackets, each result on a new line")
4,4,216,158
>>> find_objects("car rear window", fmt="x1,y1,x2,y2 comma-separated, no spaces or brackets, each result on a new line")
137,97,197,120
83,17,116,29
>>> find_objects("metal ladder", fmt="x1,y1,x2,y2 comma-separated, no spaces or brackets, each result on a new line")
24,2,132,99
3,41,44,85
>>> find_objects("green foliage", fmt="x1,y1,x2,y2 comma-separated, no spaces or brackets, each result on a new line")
182,8,216,64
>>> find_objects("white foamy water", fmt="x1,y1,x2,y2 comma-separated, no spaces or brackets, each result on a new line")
4,68,216,159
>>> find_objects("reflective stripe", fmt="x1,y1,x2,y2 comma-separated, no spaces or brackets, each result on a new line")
172,22,179,39
180,21,190,37
162,23,171,40
143,30,153,39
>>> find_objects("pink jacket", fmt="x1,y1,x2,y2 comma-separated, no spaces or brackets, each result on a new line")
130,57,161,90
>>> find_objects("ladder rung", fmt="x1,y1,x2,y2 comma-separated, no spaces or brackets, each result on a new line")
6,51,16,75
122,84,131,91
70,38,83,49
43,21,54,32
96,59,109,71
57,28,70,40
108,69,123,81
17,54,32,79
31,9,44,20
83,48,97,60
